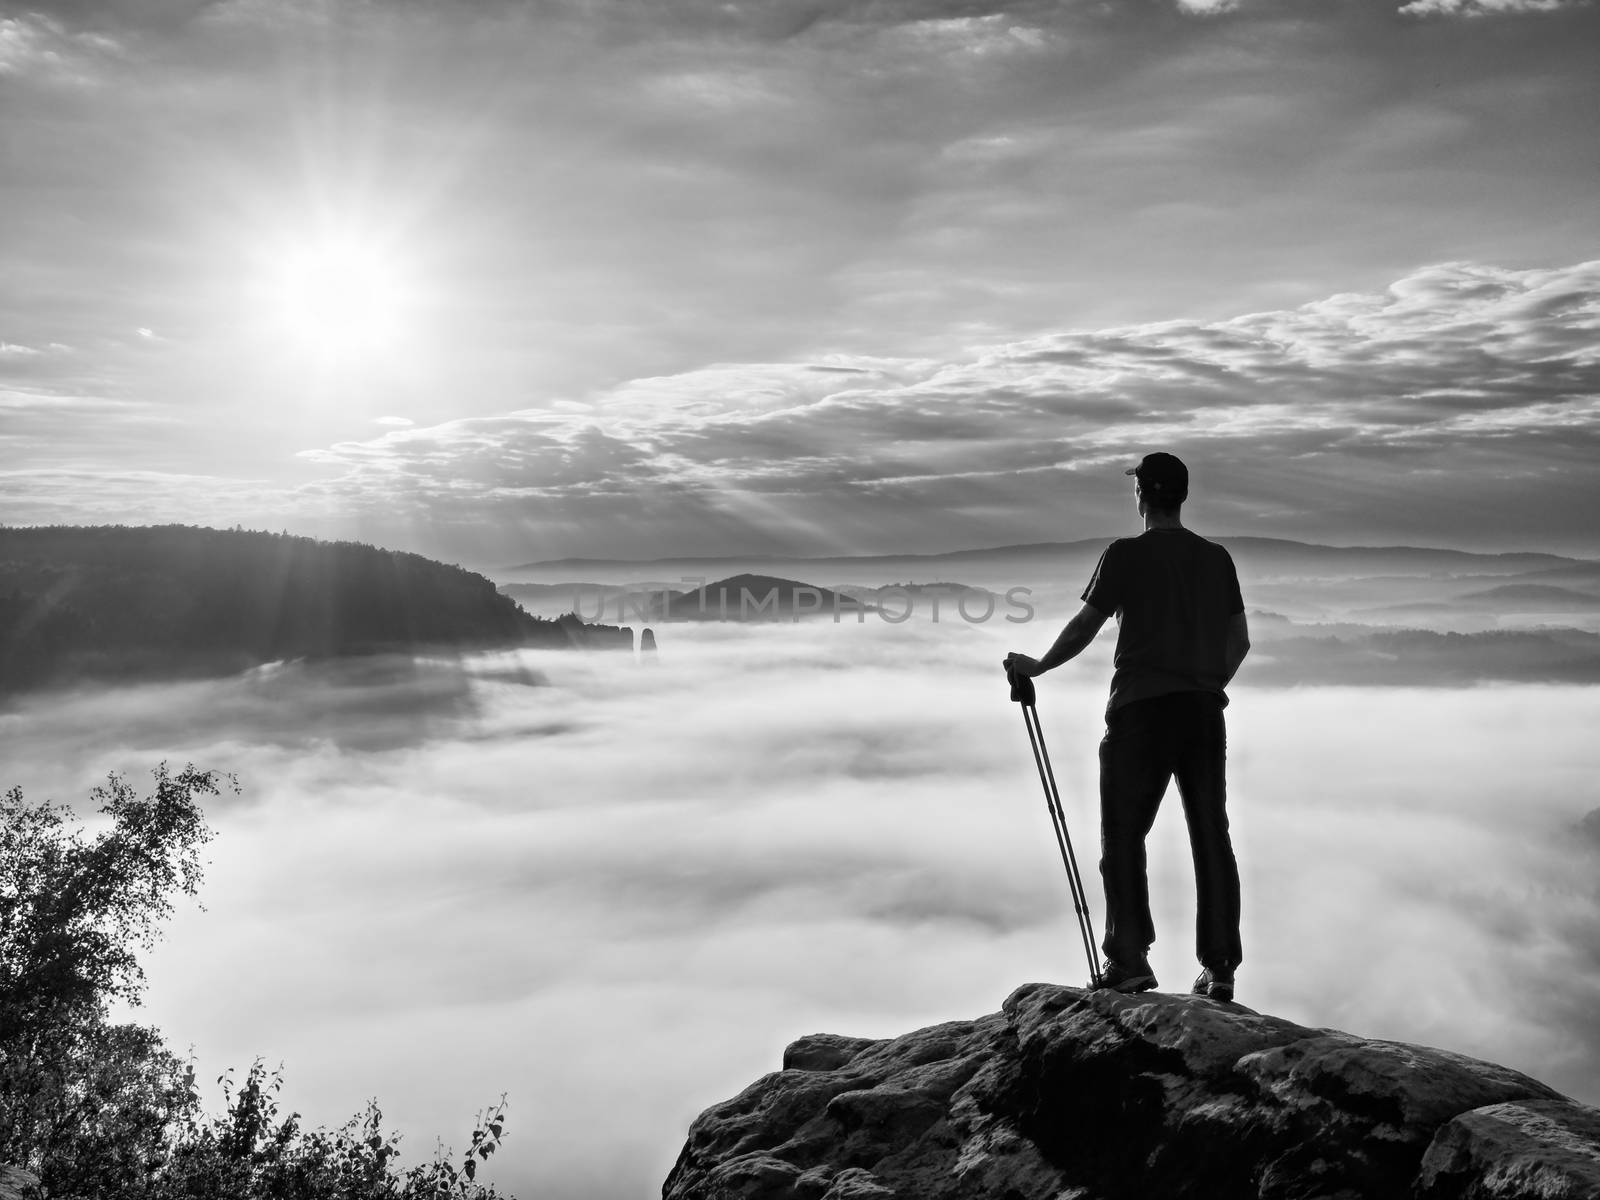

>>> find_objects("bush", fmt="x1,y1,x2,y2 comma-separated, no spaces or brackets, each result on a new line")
155,1062,510,1200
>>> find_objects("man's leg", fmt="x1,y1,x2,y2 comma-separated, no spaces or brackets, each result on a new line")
1172,694,1242,973
1099,699,1172,969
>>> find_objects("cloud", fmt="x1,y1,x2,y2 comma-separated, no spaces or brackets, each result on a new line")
0,11,123,79
1,0,219,32
0,388,163,457
280,258,1600,559
0,467,304,533
1400,0,1586,14
4,621,1598,1198
6,256,1596,561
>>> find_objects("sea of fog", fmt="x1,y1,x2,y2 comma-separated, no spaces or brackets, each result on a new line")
4,616,1598,1199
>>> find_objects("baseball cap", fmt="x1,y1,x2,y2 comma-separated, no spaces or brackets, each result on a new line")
1125,452,1189,500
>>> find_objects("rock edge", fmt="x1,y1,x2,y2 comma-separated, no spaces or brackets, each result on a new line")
663,983,1600,1200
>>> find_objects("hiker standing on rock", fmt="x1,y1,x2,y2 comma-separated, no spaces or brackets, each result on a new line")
1004,452,1250,1001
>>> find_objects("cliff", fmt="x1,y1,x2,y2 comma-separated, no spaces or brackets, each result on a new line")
663,983,1600,1200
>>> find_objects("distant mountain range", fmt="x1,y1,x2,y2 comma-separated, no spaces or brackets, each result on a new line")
497,536,1592,589
0,525,632,692
493,538,1600,683
1383,583,1600,612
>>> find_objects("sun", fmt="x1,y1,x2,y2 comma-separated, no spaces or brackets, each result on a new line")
266,233,409,356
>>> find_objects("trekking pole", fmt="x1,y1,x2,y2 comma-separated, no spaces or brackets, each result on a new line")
1007,664,1103,989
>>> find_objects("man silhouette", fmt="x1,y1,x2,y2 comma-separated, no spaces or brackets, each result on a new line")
1005,452,1250,1000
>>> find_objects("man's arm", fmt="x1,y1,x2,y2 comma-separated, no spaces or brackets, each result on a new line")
1008,602,1110,677
1223,611,1250,685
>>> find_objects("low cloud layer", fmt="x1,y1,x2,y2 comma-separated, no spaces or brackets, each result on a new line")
5,618,1598,1198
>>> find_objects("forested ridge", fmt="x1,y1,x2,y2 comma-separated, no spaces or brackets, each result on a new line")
0,525,622,691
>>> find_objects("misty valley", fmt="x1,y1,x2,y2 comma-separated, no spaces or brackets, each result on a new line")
4,525,1600,1197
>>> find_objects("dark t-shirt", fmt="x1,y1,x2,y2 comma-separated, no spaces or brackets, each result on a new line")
1081,529,1244,716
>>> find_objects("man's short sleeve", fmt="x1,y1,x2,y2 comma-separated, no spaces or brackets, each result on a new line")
1081,542,1121,615
1223,550,1244,615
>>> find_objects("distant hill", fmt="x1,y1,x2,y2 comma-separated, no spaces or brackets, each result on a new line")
1514,562,1600,588
835,581,994,599
652,574,870,621
1455,583,1600,609
1246,625,1600,686
832,581,1006,621
0,525,632,692
497,537,1592,588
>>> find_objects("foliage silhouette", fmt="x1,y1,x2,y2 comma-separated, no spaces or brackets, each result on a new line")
0,765,516,1198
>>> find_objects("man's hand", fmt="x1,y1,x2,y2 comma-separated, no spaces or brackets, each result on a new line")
1004,604,1109,681
1004,652,1044,679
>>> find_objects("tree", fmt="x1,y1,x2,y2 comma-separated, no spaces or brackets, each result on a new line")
1,764,223,1194
1,763,222,1040
0,766,515,1199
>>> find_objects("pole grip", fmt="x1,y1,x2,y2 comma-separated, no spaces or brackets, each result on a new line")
1007,664,1036,707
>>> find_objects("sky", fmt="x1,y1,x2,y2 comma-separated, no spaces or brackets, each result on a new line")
4,618,1595,1199
3,0,1599,563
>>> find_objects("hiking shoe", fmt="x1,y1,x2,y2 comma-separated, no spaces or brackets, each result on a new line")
1192,968,1235,1002
1097,958,1158,993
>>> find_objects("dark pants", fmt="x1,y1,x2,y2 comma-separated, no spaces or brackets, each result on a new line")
1099,691,1241,973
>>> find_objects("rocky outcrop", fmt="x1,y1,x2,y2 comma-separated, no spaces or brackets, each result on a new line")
0,1166,38,1200
663,983,1600,1200
552,611,635,650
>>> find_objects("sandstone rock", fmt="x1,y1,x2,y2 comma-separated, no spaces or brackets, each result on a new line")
1416,1097,1600,1199
662,984,1600,1200
816,1167,895,1198
0,1166,38,1200
783,1033,878,1073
